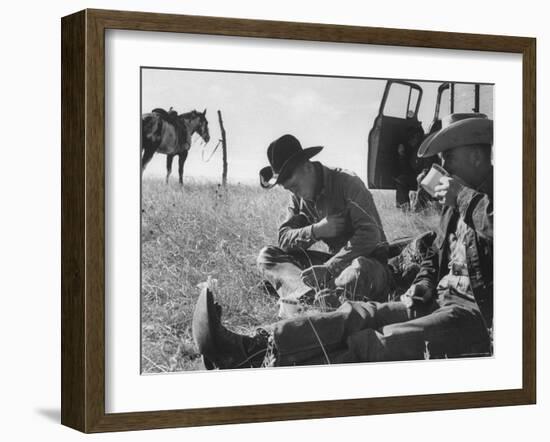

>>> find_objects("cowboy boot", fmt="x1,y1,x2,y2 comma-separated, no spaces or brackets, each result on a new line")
192,288,270,369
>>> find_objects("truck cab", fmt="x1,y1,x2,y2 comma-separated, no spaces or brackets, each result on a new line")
367,80,493,191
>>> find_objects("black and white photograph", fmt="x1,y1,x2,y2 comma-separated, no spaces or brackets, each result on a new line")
1,0,545,438
140,68,494,373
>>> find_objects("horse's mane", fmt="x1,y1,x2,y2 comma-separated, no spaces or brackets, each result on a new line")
149,108,203,121
180,110,202,120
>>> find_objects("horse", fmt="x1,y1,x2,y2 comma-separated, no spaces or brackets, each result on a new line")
141,108,210,184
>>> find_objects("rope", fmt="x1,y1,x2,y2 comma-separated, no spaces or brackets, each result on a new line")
201,138,222,162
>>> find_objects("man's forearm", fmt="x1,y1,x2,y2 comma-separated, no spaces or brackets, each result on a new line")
278,223,317,251
412,245,439,300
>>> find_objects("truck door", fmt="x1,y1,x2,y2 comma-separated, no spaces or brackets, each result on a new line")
367,80,424,189
427,82,451,136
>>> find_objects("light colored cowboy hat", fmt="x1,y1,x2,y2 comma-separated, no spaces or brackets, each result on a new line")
418,113,493,158
259,134,323,189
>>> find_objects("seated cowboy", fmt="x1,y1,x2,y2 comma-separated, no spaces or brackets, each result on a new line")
193,113,494,369
257,134,392,314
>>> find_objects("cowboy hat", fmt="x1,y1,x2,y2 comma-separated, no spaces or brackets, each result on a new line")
259,134,323,189
418,113,493,158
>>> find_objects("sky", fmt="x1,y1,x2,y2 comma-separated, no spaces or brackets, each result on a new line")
141,68,492,185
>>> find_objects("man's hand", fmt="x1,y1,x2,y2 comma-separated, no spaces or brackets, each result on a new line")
301,265,333,289
400,283,433,308
434,176,464,207
312,214,346,239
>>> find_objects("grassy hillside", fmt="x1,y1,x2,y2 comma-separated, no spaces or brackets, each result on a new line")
141,179,438,373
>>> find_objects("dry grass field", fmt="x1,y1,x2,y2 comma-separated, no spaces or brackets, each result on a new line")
141,178,439,373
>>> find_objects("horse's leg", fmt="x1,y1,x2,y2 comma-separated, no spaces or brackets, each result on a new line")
166,154,175,184
178,150,188,186
141,146,156,172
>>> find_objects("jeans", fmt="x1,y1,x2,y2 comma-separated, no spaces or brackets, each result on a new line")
272,286,491,366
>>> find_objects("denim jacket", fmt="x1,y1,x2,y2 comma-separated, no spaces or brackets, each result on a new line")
277,162,389,276
413,171,494,325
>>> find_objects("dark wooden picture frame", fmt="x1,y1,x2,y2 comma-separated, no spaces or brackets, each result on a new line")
61,8,536,433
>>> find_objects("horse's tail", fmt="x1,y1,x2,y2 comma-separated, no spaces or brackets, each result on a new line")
141,113,163,150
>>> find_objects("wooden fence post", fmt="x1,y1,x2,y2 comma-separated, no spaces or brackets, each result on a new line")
217,110,228,187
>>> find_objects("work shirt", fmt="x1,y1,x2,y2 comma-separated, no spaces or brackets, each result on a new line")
437,215,475,304
448,216,469,275
414,171,494,325
278,162,389,276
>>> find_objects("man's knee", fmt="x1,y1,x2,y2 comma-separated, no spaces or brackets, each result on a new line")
334,257,391,302
334,257,366,288
441,304,490,337
428,304,490,357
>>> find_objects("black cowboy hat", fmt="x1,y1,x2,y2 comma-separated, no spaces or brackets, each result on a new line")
259,134,323,189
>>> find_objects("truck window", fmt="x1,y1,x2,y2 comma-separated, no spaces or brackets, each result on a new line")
383,82,420,119
454,83,477,113
407,88,421,117
479,84,494,119
439,87,451,119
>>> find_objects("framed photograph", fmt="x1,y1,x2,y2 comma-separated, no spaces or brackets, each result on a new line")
61,9,536,433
